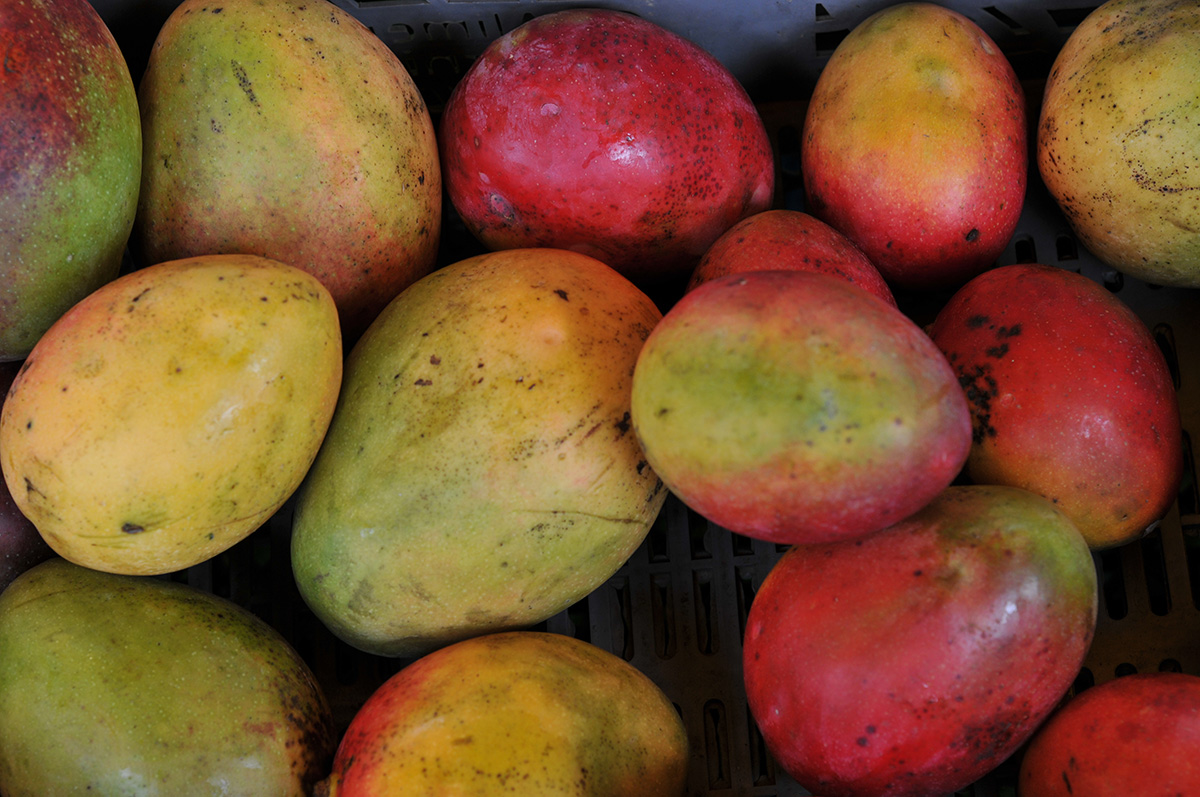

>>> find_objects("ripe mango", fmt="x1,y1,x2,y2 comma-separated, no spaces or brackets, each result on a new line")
135,0,441,340
0,558,335,795
1,0,140,360
0,254,342,575
292,248,665,657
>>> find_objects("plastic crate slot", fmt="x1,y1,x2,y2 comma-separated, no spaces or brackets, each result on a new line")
730,530,757,558
610,575,635,661
334,641,362,686
688,508,713,560
703,699,733,789
1139,527,1172,617
734,565,758,640
1054,233,1078,262
1098,547,1129,621
693,569,719,655
1101,269,1124,293
1153,322,1181,390
647,510,672,564
651,573,678,660
1160,658,1183,673
1115,662,1138,677
745,706,777,788
776,124,806,213
1046,7,1099,28
814,28,850,56
1011,235,1036,264
814,3,831,21
982,6,1028,35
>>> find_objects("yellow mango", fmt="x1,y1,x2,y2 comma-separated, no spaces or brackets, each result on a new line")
0,254,342,575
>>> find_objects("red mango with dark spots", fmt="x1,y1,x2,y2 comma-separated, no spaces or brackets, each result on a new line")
687,209,897,307
0,0,141,360
1019,671,1200,796
927,263,1182,549
439,9,775,288
743,485,1097,797
801,2,1025,290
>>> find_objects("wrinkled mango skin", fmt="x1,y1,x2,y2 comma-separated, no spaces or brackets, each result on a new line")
0,0,141,361
0,254,342,575
0,559,336,796
293,248,665,657
1038,0,1200,286
318,632,688,796
135,0,441,340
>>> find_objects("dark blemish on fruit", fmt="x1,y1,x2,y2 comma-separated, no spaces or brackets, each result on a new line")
656,407,670,417
131,288,151,303
231,61,259,107
958,364,999,442
430,355,441,365
121,522,145,534
25,420,32,430
614,412,631,436
1062,770,1074,793
996,324,1022,338
554,289,569,301
414,378,432,386
986,343,1009,358
965,228,980,242
857,736,870,747
966,314,989,329
914,569,924,576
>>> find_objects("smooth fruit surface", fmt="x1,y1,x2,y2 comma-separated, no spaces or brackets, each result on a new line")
743,485,1098,797
802,2,1025,289
631,269,969,544
1038,0,1200,286
0,559,336,795
687,209,897,307
1,0,141,360
1019,672,1200,795
440,9,774,286
0,254,342,575
0,361,53,592
927,263,1182,549
292,248,665,657
318,632,688,796
135,0,441,340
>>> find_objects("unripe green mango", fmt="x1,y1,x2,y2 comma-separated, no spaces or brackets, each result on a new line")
0,559,336,795
134,0,441,340
292,248,666,657
0,0,141,361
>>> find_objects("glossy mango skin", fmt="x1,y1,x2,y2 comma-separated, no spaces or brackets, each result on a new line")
1038,0,1200,286
0,559,336,795
631,270,970,545
927,264,1182,549
135,0,441,340
802,2,1026,289
0,254,342,575
1019,672,1200,795
0,361,54,592
439,9,774,286
318,632,688,796
292,248,665,657
0,0,140,361
687,209,897,307
743,485,1097,797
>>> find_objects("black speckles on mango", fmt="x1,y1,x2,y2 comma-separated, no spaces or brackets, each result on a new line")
230,60,260,109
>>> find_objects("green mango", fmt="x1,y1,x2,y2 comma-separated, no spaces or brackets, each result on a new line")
292,248,666,658
0,559,336,795
0,0,141,361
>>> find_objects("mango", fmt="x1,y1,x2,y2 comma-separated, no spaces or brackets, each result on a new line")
1038,0,1200,286
1,0,141,361
0,558,335,795
292,248,665,657
134,0,441,341
0,254,342,575
318,631,688,796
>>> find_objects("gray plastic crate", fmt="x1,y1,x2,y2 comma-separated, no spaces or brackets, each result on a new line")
91,2,1200,795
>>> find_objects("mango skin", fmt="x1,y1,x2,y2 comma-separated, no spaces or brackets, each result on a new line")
631,270,970,545
0,361,54,592
744,485,1097,797
135,0,441,341
293,248,665,657
801,2,1026,289
1019,672,1200,795
0,0,141,361
927,263,1182,549
0,558,336,796
318,632,688,796
0,254,342,575
1038,0,1200,286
